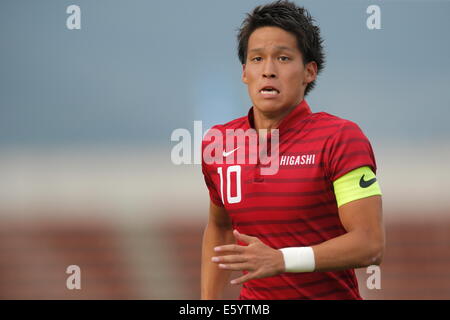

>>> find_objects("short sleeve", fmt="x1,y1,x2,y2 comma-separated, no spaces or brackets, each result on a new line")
201,129,224,207
325,120,377,182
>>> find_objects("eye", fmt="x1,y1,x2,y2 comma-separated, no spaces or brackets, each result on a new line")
278,56,290,62
251,57,262,62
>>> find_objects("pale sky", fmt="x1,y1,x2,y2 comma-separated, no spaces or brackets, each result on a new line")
1,0,449,147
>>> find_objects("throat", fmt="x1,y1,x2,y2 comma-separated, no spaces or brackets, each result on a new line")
253,104,298,131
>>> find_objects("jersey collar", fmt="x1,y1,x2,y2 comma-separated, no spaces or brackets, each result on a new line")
246,99,312,133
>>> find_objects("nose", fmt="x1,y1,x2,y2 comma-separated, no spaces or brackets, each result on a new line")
262,59,277,79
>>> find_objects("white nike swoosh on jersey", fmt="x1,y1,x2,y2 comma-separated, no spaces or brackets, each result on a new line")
223,147,240,157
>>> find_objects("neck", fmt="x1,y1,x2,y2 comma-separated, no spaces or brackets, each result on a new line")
253,100,302,131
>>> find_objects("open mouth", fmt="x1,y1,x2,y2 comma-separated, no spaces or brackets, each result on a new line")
259,86,280,95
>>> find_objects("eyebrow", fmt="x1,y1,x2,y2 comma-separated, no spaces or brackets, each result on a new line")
248,46,296,53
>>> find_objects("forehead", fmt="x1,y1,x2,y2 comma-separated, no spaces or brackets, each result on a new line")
247,26,299,51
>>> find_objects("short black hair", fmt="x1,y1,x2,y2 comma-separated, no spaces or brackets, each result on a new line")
237,0,325,96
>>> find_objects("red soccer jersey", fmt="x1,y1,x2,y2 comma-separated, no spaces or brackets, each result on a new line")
202,99,377,300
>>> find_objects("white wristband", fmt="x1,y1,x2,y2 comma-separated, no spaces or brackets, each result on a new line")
279,247,315,273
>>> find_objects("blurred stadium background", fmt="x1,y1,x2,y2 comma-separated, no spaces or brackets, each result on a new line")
1,0,449,299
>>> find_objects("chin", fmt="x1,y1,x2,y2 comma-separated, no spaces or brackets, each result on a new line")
254,99,288,114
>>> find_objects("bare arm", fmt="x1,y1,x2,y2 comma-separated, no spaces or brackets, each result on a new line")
212,195,385,284
201,201,235,299
312,195,385,271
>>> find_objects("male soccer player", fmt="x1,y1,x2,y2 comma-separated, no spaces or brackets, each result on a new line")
201,0,384,300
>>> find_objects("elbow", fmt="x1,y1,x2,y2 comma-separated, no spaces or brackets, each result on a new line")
362,238,385,267
369,245,384,266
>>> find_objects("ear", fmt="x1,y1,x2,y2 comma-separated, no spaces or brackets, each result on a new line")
242,64,248,84
304,61,318,84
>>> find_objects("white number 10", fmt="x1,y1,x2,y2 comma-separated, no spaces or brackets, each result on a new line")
217,165,242,204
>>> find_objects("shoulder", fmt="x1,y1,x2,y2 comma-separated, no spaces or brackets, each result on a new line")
308,111,358,127
217,115,248,132
308,112,365,136
202,115,248,142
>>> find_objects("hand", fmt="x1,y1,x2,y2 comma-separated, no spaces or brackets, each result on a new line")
211,229,285,285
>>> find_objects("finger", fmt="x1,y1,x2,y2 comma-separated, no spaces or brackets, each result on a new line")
211,254,247,264
214,244,245,253
233,229,258,244
219,262,253,272
230,272,255,285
